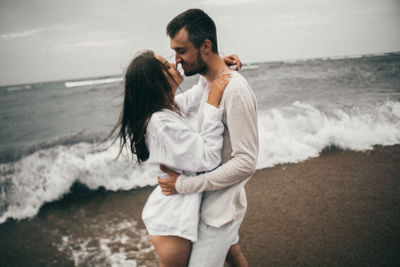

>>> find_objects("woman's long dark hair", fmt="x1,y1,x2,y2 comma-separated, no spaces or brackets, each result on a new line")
110,50,181,163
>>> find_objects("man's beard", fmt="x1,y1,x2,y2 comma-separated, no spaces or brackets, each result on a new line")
184,50,207,76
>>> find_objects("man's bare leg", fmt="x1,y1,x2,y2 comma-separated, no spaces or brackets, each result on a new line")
225,243,248,267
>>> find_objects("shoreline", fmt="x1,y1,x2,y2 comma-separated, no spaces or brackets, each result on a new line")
1,145,399,266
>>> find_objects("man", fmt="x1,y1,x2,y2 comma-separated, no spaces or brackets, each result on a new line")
158,9,258,267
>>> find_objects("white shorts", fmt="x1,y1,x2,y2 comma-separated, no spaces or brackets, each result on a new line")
188,217,244,267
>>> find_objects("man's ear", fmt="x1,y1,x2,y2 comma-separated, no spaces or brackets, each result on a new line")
201,39,212,55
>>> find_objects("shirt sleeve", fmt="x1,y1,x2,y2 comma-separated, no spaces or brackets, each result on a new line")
174,76,206,112
175,85,259,193
152,103,224,174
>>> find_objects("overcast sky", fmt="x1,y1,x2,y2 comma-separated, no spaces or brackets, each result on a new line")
1,0,399,86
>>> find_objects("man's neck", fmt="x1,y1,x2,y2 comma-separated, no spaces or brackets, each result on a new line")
203,54,228,83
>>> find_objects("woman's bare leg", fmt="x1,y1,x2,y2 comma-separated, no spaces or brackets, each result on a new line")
149,235,191,267
225,243,248,267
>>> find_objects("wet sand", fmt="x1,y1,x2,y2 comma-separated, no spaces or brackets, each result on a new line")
240,145,400,266
1,145,399,266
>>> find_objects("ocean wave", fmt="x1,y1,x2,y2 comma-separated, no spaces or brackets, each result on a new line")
242,64,260,70
0,131,109,164
6,84,33,92
257,100,400,169
64,77,123,88
1,100,400,223
0,142,156,224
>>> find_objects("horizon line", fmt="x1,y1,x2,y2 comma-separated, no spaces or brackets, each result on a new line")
1,50,399,88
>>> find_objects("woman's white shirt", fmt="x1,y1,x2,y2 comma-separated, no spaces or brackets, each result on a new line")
141,77,224,242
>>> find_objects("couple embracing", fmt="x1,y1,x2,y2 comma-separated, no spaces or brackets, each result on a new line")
112,9,258,267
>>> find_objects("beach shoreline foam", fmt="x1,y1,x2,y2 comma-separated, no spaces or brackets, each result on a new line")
1,145,399,266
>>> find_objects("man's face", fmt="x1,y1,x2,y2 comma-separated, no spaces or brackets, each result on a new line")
170,27,207,76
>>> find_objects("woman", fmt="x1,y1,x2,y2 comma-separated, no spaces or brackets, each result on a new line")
112,50,233,266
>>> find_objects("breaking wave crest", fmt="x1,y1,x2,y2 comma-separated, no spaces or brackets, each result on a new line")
1,100,400,223
257,100,400,168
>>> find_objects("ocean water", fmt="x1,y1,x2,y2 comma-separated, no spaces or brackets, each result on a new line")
1,53,400,264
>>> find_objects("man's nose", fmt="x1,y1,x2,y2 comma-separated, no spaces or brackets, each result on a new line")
175,55,182,64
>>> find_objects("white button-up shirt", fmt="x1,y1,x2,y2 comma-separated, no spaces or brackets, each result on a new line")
142,77,224,241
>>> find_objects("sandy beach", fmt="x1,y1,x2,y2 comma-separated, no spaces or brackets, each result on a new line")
1,145,399,266
240,145,400,266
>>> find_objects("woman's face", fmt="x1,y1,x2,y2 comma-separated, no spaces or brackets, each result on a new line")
155,54,184,95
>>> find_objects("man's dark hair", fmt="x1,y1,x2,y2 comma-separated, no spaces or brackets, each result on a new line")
166,9,218,53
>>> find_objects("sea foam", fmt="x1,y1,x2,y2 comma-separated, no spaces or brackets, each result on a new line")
257,100,400,169
64,77,122,88
1,100,400,223
0,142,156,224
55,219,155,266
